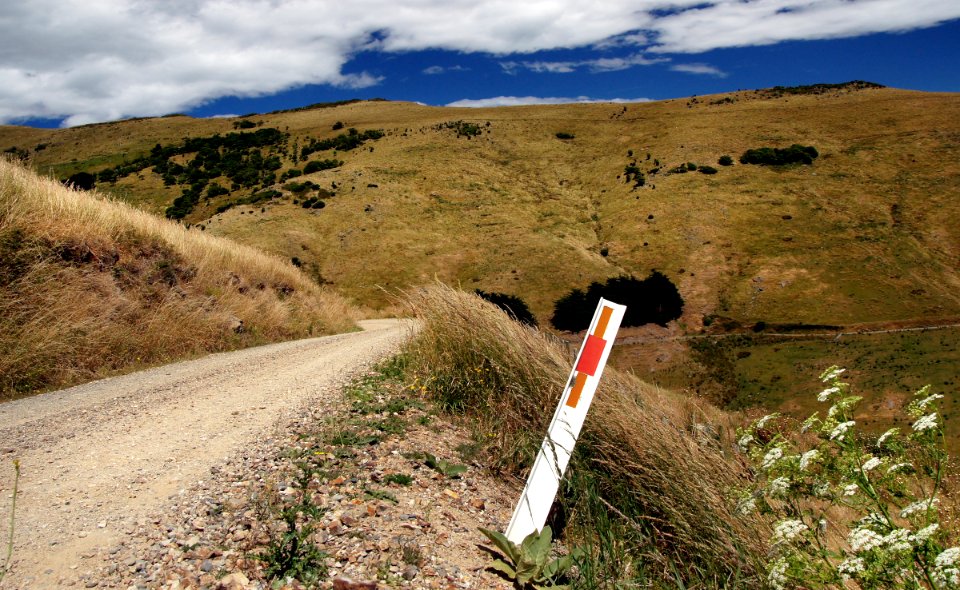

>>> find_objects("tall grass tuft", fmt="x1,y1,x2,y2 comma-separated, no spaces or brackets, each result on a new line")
0,159,358,398
403,283,769,587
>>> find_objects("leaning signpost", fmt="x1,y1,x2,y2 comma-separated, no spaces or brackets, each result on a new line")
505,298,626,544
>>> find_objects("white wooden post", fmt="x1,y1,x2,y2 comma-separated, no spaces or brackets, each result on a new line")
505,298,626,544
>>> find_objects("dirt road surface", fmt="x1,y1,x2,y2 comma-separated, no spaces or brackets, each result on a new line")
0,319,409,588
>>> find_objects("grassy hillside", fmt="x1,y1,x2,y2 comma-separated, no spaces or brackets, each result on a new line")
3,84,958,426
0,158,358,398
5,86,959,325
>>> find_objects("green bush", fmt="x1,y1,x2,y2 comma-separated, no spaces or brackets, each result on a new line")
740,144,819,166
699,165,718,175
205,183,229,198
718,155,734,166
64,172,96,191
303,159,342,174
551,272,684,331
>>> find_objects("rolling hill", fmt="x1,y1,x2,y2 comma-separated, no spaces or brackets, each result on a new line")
3,82,958,432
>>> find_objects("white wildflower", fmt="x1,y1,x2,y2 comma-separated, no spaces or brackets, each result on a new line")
769,476,790,497
837,556,865,581
755,414,777,430
858,513,886,528
913,413,938,432
917,393,944,410
936,547,960,568
848,527,885,553
737,433,754,448
883,528,912,553
799,449,819,471
900,497,939,518
913,523,939,542
768,557,789,590
844,483,859,497
934,567,960,587
801,413,820,433
861,456,882,472
818,386,841,402
821,366,846,382
830,420,856,441
762,447,784,470
736,494,757,515
887,462,912,474
813,482,830,497
876,427,899,448
773,519,808,545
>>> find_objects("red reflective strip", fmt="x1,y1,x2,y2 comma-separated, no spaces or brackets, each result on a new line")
566,372,589,408
576,334,606,376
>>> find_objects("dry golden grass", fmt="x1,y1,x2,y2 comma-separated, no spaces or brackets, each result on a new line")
7,88,959,329
402,283,769,586
0,158,358,398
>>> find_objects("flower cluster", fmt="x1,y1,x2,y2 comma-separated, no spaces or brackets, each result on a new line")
736,366,952,589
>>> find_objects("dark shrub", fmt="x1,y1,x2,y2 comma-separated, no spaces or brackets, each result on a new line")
206,183,229,198
550,272,684,332
550,288,593,332
718,155,734,166
555,132,575,140
475,290,538,327
332,121,344,130
686,162,697,171
740,144,819,166
64,172,96,191
303,159,342,174
699,166,718,175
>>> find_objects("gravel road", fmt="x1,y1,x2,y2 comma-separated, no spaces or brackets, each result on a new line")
0,319,410,588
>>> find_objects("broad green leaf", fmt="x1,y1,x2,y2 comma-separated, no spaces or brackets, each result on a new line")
479,527,521,564
490,559,517,579
541,554,572,580
515,556,540,584
523,526,552,568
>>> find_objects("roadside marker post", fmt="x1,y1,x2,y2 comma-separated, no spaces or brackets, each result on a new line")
505,298,626,544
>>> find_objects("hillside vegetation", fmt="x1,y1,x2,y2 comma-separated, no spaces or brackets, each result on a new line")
5,85,959,326
3,82,958,431
0,159,358,398
402,284,769,587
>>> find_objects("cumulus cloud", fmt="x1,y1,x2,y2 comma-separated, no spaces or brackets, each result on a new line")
670,63,727,77
446,96,652,107
1,0,958,125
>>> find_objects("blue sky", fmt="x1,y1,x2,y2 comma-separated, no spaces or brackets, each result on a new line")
1,1,958,128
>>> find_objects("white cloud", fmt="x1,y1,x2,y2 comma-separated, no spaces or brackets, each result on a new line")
422,65,469,75
0,0,957,125
670,63,727,77
501,53,667,74
446,96,652,107
650,0,960,53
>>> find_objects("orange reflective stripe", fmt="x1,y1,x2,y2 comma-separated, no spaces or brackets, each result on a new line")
594,306,613,338
566,372,589,408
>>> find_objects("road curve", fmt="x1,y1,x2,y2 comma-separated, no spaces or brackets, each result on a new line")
0,319,410,588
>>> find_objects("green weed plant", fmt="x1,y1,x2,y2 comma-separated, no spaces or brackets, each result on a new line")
737,366,956,589
480,525,582,589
